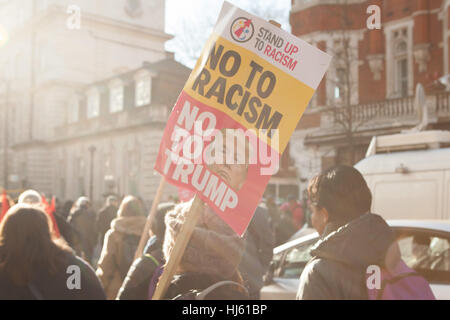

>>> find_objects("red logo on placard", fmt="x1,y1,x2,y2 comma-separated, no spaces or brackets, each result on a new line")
230,17,254,43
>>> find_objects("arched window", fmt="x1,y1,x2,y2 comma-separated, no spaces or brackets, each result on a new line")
86,87,100,118
109,79,124,113
134,70,151,107
385,22,413,99
394,39,408,97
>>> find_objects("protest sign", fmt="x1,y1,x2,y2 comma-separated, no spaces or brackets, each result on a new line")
151,2,331,300
154,1,332,236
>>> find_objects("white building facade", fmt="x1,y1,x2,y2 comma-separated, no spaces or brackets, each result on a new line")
0,0,188,206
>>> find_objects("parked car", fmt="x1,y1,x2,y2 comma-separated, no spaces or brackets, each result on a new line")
261,220,450,300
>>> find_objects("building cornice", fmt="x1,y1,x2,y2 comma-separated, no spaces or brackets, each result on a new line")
12,4,172,42
291,0,366,14
47,120,167,147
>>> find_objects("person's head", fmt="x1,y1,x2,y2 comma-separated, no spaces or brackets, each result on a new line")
75,196,90,209
0,204,70,286
150,203,175,239
266,195,275,205
207,129,251,190
18,189,42,205
307,165,372,235
117,195,145,218
106,195,118,208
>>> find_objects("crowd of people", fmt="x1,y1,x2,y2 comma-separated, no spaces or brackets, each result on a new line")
0,165,435,300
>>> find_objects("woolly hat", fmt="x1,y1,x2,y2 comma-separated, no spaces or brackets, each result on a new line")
163,200,244,280
18,190,42,205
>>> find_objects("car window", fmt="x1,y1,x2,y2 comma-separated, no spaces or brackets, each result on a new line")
277,240,316,279
395,229,450,284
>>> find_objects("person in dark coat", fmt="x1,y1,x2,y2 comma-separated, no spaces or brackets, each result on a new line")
296,165,428,300
59,200,74,221
96,196,118,247
67,197,97,263
274,209,297,246
238,205,274,299
0,204,106,300
116,202,175,300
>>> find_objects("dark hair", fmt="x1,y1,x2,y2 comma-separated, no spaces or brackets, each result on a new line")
150,203,175,239
307,165,372,226
0,204,71,286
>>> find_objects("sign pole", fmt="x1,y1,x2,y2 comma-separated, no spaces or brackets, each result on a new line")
151,195,204,300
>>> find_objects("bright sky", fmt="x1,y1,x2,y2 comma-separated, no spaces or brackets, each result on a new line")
165,0,291,68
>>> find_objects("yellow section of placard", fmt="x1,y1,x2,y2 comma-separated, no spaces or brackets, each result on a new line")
184,33,315,153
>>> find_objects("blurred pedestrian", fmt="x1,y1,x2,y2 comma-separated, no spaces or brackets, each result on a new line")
297,165,435,300
274,209,297,246
160,200,248,300
96,195,146,299
117,202,175,300
59,200,74,220
265,196,278,231
17,190,76,248
96,195,118,248
280,194,304,230
0,204,105,299
67,197,97,263
238,205,274,299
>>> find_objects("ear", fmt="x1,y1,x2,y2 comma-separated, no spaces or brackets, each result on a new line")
320,207,330,224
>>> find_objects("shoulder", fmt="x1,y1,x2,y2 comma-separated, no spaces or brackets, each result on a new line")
301,256,350,282
68,254,106,299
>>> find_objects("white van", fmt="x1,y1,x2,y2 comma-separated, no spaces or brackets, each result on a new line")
354,130,450,220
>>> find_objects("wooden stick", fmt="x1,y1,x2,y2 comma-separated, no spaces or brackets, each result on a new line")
152,195,204,300
134,177,166,260
268,20,281,28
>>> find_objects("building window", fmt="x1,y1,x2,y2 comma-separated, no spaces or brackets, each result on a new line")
385,22,413,98
395,40,408,97
86,88,100,119
135,71,151,107
109,79,124,113
68,97,79,123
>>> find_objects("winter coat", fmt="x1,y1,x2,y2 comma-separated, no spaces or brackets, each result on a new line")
163,201,245,280
96,204,118,246
116,236,164,300
238,206,274,299
161,201,247,300
54,213,78,249
67,207,97,262
96,216,146,299
296,213,399,300
0,252,106,300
